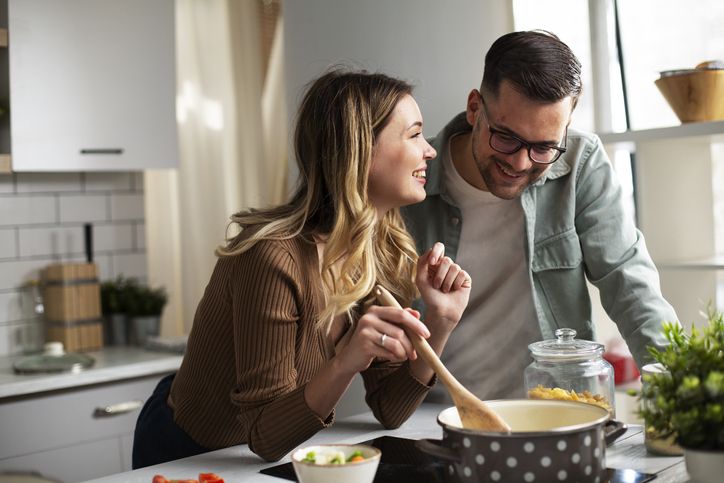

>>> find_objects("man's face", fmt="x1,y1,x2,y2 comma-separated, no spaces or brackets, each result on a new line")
467,80,573,200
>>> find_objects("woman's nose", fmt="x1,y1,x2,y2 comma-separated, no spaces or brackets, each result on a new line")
424,140,437,160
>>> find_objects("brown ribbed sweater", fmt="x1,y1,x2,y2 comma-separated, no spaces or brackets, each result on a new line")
168,236,433,461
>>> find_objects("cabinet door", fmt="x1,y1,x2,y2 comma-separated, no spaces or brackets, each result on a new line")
0,375,162,461
8,0,178,171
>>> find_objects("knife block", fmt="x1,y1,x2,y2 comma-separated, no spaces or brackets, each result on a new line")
41,262,103,352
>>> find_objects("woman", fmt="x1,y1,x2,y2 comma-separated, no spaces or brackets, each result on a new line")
132,69,471,466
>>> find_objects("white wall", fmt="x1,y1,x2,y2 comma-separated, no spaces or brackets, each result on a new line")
282,0,514,417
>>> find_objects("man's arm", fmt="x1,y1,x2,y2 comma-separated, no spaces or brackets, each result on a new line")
574,136,678,367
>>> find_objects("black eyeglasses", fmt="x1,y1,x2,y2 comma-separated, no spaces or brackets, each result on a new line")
479,94,567,165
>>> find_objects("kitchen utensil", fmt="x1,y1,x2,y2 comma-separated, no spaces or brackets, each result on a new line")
291,444,381,483
655,63,724,122
524,328,616,417
418,400,610,483
42,262,103,352
374,285,511,432
13,342,95,374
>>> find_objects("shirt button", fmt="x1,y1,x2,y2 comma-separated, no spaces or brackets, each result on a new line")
450,217,460,226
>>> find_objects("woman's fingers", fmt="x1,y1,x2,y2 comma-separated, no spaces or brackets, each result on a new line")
359,306,428,360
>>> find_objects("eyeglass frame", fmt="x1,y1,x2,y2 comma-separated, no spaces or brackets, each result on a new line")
477,93,568,165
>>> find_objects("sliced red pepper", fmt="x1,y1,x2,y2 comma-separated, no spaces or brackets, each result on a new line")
199,474,224,483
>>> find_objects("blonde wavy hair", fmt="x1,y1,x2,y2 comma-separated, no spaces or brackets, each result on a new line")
216,69,420,332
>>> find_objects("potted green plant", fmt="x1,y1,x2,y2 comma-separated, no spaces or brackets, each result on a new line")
125,279,168,347
100,275,131,346
638,308,724,483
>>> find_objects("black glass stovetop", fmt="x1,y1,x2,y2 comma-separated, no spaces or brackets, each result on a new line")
259,436,657,483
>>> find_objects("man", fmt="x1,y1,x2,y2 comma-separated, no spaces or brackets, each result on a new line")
402,30,677,403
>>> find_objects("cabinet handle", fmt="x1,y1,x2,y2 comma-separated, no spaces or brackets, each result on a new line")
80,148,124,155
94,399,143,417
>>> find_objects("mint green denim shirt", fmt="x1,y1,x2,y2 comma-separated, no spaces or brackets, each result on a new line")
402,113,677,368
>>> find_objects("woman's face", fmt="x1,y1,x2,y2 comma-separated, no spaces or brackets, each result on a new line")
367,94,437,216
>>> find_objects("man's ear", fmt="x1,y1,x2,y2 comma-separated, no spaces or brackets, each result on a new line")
465,89,482,126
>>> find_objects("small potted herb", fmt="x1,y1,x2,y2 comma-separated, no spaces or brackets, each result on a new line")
100,276,131,345
125,279,168,347
638,308,724,483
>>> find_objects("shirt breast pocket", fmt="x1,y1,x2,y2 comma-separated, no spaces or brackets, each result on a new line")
533,229,583,272
532,229,591,336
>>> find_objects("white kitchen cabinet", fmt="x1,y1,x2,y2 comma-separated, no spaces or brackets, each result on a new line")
0,374,165,482
6,0,178,171
600,120,724,325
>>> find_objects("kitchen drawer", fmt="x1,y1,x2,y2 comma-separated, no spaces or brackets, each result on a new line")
0,374,164,460
0,436,122,482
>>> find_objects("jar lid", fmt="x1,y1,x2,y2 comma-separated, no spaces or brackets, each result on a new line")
13,342,95,374
528,328,604,362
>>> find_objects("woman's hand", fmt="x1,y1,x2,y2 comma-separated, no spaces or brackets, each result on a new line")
335,306,430,375
416,242,471,331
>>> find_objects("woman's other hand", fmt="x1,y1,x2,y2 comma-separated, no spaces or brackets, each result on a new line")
416,242,471,331
336,306,430,374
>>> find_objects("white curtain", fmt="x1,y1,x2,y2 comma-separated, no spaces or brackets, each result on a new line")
145,0,288,335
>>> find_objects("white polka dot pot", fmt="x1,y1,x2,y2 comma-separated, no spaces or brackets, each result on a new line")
417,400,612,483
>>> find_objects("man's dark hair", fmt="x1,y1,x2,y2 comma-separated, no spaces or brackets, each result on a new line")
482,30,582,106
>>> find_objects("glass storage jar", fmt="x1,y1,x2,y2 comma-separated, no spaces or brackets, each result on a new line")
524,328,616,417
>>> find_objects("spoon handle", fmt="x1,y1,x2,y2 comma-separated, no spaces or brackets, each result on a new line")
374,285,466,393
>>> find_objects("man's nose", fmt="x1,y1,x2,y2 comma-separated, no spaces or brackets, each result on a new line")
507,148,533,172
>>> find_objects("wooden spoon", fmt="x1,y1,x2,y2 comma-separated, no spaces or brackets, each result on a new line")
374,284,511,432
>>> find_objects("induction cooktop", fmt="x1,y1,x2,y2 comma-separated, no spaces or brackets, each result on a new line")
259,436,656,483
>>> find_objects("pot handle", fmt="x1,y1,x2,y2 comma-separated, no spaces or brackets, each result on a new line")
605,419,628,446
415,438,461,463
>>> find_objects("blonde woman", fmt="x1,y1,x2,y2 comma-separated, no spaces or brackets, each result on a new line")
132,69,471,466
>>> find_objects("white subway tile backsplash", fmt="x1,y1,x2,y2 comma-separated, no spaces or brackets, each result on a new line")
16,173,83,193
113,252,147,280
132,173,145,191
95,254,113,281
0,258,57,291
84,173,134,192
59,194,108,223
0,228,16,259
0,172,146,356
135,223,145,250
18,225,83,258
0,195,57,226
0,174,13,194
94,223,134,252
110,193,144,221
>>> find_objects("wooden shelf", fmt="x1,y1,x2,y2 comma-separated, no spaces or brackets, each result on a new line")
0,28,6,48
599,120,724,147
0,154,10,173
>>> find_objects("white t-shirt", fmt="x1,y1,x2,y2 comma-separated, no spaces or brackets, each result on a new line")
427,134,541,403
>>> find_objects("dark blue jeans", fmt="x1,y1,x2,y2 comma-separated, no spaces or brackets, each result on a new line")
132,373,210,469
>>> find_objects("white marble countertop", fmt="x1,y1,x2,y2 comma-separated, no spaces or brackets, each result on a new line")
83,403,688,483
0,347,183,399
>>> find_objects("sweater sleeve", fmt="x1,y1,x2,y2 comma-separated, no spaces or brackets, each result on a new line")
228,242,332,461
361,359,435,429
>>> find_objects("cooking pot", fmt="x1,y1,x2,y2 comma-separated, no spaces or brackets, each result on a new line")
417,400,612,482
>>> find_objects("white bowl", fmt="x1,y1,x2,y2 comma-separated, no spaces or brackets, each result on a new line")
291,444,381,483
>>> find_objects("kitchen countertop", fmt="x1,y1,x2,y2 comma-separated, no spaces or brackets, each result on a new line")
83,403,688,483
0,347,183,399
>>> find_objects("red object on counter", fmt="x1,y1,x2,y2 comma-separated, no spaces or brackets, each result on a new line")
604,351,640,385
